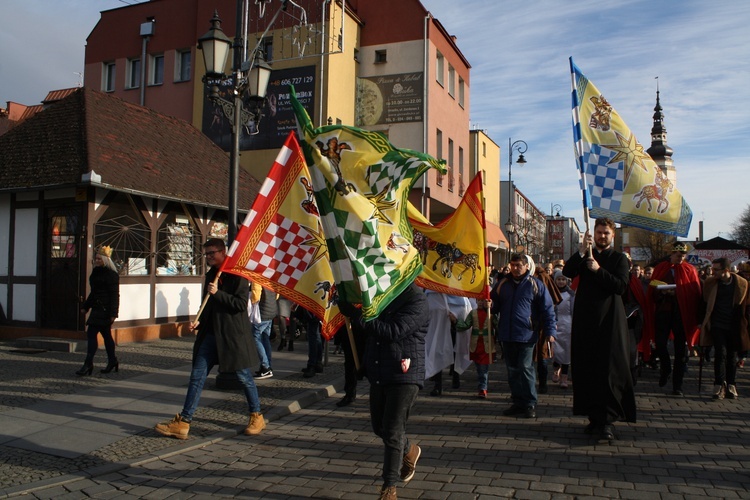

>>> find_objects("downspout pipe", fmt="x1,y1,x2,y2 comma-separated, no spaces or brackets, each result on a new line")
421,14,430,216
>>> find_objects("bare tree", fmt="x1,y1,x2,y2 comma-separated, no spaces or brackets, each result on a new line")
632,228,674,265
731,204,750,248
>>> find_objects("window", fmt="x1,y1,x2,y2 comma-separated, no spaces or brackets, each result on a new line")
436,129,443,186
459,146,464,178
149,54,164,85
458,77,465,108
103,62,116,92
482,141,486,157
448,139,454,167
436,51,444,86
375,49,387,63
127,58,141,89
482,169,486,185
156,212,201,276
448,64,455,97
261,37,274,62
94,193,151,276
175,49,191,82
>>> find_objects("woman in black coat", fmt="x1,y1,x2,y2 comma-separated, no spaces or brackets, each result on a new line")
77,246,120,375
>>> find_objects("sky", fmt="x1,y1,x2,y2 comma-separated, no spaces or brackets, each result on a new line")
1,0,749,242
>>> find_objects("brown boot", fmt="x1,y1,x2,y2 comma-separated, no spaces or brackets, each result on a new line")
155,414,190,440
400,443,421,482
379,485,397,499
244,412,266,435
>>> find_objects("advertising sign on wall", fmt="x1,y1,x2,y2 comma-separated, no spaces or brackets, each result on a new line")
202,65,316,151
356,72,424,127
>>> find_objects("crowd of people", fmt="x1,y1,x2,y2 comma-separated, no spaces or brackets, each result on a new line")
76,220,749,499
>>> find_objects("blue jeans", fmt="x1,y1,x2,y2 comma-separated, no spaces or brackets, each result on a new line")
370,383,419,487
476,363,489,391
307,320,323,368
181,333,261,421
253,320,273,370
503,340,537,408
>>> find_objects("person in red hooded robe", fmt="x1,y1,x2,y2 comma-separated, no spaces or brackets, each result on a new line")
649,241,702,396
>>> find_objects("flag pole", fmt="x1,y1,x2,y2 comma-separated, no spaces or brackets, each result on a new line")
192,272,222,326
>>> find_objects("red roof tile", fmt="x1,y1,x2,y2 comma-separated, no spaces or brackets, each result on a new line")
0,88,261,210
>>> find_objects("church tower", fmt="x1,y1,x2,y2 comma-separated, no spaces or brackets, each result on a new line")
646,84,676,185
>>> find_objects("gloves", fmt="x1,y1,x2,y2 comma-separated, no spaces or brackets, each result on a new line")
337,298,361,318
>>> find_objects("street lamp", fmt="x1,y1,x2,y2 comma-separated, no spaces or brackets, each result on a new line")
506,138,528,262
198,7,272,243
504,219,515,261
198,5,272,391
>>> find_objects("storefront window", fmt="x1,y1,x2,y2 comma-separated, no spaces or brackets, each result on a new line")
94,194,151,275
156,213,201,276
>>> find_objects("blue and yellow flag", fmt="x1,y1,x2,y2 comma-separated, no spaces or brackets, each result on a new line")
570,58,692,236
291,87,446,320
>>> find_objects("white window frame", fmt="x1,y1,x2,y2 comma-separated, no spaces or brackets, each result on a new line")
436,51,444,86
149,54,164,85
127,58,141,89
458,77,465,108
103,62,116,92
448,64,455,97
175,49,191,82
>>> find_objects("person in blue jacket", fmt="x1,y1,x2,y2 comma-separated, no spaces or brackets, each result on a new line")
490,253,557,419
338,283,428,500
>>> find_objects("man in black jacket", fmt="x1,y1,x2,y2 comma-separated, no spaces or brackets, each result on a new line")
339,283,428,500
155,238,264,439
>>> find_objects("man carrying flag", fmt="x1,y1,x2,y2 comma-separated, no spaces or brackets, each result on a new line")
290,87,443,498
154,238,264,440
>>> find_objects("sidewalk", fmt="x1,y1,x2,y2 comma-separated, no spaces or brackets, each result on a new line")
0,336,345,497
2,337,750,499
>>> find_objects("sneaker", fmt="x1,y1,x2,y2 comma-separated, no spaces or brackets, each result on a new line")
738,359,745,369
254,369,273,379
302,367,316,378
244,412,266,435
559,374,569,389
552,367,561,383
713,384,726,400
477,389,487,399
379,485,397,500
523,407,536,419
726,384,738,399
155,414,190,440
400,443,421,482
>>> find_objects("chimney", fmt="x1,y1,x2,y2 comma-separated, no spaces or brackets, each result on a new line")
698,220,704,242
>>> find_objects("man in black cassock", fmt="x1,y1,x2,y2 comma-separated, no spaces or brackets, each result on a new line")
563,217,636,441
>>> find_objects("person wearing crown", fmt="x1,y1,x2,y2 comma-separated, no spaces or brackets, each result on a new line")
650,241,702,396
78,245,120,375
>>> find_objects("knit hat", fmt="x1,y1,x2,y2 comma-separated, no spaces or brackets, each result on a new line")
553,269,565,280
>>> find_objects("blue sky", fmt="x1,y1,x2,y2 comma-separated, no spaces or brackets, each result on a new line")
2,0,748,241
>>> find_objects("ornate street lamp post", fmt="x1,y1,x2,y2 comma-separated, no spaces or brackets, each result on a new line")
506,138,528,262
198,6,272,242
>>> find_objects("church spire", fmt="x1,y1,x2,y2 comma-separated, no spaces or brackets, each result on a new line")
646,77,673,161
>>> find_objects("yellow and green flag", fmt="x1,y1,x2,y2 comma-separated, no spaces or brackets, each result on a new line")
291,87,446,320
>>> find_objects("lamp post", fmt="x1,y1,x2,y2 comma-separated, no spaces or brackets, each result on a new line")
506,138,528,263
198,6,272,243
197,5,272,391
504,219,515,263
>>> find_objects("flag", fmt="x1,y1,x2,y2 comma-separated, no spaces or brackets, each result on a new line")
409,173,489,299
570,57,692,237
221,132,344,340
290,87,447,320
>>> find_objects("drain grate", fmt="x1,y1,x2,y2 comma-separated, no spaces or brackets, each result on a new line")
9,348,48,354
